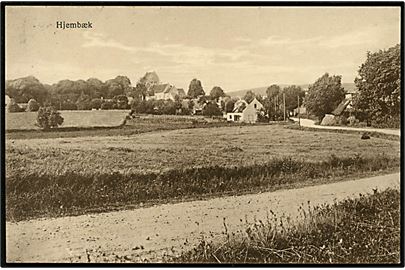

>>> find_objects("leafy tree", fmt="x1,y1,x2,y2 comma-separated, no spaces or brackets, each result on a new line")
113,95,129,109
91,98,102,110
266,84,281,100
198,95,211,105
225,98,237,113
174,95,183,111
52,79,83,105
202,102,222,116
36,106,64,130
305,73,345,120
353,44,400,127
76,92,92,110
187,79,205,98
101,101,114,110
87,78,107,98
188,100,195,110
26,99,40,112
104,76,132,98
131,100,154,114
282,85,305,112
243,90,256,103
210,86,226,100
130,82,148,101
6,76,48,104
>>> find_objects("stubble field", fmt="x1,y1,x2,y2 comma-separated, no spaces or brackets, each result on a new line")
6,124,400,221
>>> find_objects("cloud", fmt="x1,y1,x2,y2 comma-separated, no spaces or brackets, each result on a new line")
81,31,251,68
82,32,137,52
252,25,397,50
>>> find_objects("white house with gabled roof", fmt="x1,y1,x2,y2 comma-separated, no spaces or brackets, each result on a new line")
226,98,264,123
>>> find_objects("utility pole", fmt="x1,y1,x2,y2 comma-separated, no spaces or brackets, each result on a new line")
283,92,286,122
297,95,301,127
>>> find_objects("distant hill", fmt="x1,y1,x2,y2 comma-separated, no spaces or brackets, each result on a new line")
227,83,357,97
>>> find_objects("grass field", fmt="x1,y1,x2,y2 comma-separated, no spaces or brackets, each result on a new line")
5,110,129,130
174,188,400,264
6,114,237,140
5,124,400,221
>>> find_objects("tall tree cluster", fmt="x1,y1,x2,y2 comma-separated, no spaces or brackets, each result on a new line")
305,73,345,120
187,78,205,98
353,44,400,126
6,75,133,110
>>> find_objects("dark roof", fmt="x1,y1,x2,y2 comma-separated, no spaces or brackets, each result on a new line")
332,99,351,116
150,84,170,93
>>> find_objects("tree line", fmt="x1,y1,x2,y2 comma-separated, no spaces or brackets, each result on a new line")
6,44,400,128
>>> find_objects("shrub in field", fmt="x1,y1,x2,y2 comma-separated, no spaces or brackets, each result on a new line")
174,189,400,264
5,154,398,221
26,99,40,112
36,106,64,130
91,98,102,110
100,101,114,110
113,95,130,109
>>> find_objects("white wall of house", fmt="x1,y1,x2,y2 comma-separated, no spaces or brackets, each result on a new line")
249,98,264,111
155,92,166,100
227,113,243,122
242,105,258,123
5,95,11,106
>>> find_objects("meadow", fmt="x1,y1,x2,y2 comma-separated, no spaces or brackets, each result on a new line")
174,188,400,264
5,110,129,130
6,114,236,140
5,124,400,221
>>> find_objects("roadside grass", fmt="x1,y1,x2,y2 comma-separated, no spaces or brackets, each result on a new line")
287,124,399,141
173,188,400,264
6,154,399,221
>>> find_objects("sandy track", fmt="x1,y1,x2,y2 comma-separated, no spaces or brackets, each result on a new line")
291,118,400,136
6,173,400,263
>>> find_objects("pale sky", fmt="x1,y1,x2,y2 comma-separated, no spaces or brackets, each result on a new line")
6,6,401,92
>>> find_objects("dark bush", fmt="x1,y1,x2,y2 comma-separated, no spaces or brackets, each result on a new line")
76,100,92,110
91,98,102,110
36,106,64,130
202,102,223,116
101,101,114,110
60,101,77,110
26,99,40,112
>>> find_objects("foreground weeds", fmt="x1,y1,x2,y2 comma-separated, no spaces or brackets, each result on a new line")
6,154,399,221
173,189,400,264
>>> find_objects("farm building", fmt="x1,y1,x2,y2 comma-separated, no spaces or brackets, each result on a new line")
320,98,353,126
147,84,186,101
226,98,264,123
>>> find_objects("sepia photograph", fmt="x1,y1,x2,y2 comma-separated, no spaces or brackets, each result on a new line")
2,3,402,265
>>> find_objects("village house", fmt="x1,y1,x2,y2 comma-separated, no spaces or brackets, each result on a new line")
226,98,264,123
147,84,186,101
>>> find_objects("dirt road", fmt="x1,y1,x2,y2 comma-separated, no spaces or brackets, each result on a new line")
6,173,400,263
290,118,400,136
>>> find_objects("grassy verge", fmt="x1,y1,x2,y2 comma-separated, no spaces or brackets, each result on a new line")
6,154,399,222
287,125,399,141
173,188,400,264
